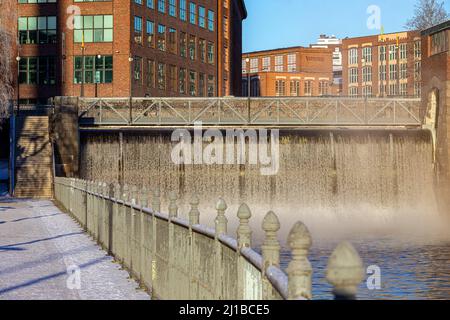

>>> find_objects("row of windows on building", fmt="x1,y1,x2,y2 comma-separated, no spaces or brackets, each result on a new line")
348,41,421,65
242,54,298,73
242,79,330,97
348,82,421,97
133,18,215,64
134,0,215,31
132,57,216,96
348,61,421,84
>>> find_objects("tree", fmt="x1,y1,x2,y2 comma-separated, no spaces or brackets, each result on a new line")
0,2,16,121
406,0,449,31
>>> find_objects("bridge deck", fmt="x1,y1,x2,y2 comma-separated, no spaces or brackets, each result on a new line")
0,198,150,300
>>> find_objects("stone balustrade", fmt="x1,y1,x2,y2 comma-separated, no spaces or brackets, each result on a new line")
54,176,365,300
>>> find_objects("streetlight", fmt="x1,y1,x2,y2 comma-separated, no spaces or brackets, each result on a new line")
95,54,101,97
128,55,134,123
245,57,251,122
15,56,21,115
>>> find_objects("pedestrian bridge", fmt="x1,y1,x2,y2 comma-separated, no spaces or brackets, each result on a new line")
72,97,423,128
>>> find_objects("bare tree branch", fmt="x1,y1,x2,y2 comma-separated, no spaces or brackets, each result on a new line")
406,0,449,31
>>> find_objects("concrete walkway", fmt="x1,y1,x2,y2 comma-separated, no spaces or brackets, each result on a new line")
0,198,150,300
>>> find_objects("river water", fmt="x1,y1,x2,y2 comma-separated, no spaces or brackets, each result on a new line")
79,129,450,300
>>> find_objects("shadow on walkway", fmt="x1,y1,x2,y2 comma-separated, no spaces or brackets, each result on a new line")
0,232,84,252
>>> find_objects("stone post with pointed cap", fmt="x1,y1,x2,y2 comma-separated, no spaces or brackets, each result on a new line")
189,194,200,225
237,203,252,248
286,221,313,300
326,241,364,300
215,198,228,236
262,211,281,269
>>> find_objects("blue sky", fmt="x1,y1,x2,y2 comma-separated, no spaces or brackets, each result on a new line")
243,0,450,52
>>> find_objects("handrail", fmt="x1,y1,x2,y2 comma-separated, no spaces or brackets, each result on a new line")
54,177,366,300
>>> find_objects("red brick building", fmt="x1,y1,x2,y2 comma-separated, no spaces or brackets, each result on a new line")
242,47,334,97
0,0,246,105
341,31,422,97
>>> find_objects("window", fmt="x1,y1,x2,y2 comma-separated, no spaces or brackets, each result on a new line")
319,81,329,96
262,57,270,72
207,42,214,64
134,56,142,81
208,10,215,31
287,54,296,72
169,65,177,92
157,24,166,51
400,83,407,96
157,62,166,90
74,15,113,43
180,32,187,57
147,0,155,9
362,47,372,63
199,73,205,96
134,16,142,44
18,16,57,44
250,58,258,73
189,35,196,60
207,75,215,97
349,87,358,97
414,40,421,59
389,83,398,96
389,45,397,60
275,80,285,96
146,20,154,47
158,0,166,13
190,2,196,25
275,56,283,72
379,65,386,81
379,46,386,62
168,28,177,54
379,83,386,96
362,66,372,82
290,80,300,96
349,68,358,84
199,39,206,63
169,0,177,17
348,48,358,65
414,61,421,81
414,82,421,98
400,63,407,79
74,55,113,84
179,68,186,94
135,0,142,5
180,0,187,21
389,64,397,80
189,70,197,96
198,6,206,28
399,43,407,60
362,86,372,97
147,59,155,88
304,81,312,96
19,56,56,85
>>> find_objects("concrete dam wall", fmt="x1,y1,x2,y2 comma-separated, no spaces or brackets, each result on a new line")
79,129,440,240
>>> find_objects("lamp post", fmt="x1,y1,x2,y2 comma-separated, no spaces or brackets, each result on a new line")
245,57,250,123
128,55,134,124
15,56,21,115
95,54,101,97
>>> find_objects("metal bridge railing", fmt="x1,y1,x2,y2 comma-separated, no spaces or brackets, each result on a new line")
54,176,366,300
74,97,423,127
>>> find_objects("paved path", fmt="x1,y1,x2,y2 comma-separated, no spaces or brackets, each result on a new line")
0,198,151,300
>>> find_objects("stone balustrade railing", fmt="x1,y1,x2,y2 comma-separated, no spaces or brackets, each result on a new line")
54,177,365,300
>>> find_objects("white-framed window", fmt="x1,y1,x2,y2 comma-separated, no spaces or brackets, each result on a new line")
389,64,397,80
349,87,358,97
349,68,358,84
400,43,407,60
389,83,398,96
362,85,372,97
304,81,312,96
414,82,421,97
389,45,397,60
275,55,284,72
250,58,258,73
400,63,407,79
349,48,358,65
275,80,285,96
262,57,270,72
242,59,247,74
319,81,329,96
379,46,386,62
414,40,421,59
379,83,387,96
362,47,372,63
414,61,421,81
287,54,296,72
290,80,300,96
379,65,386,81
362,66,372,82
400,82,407,96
